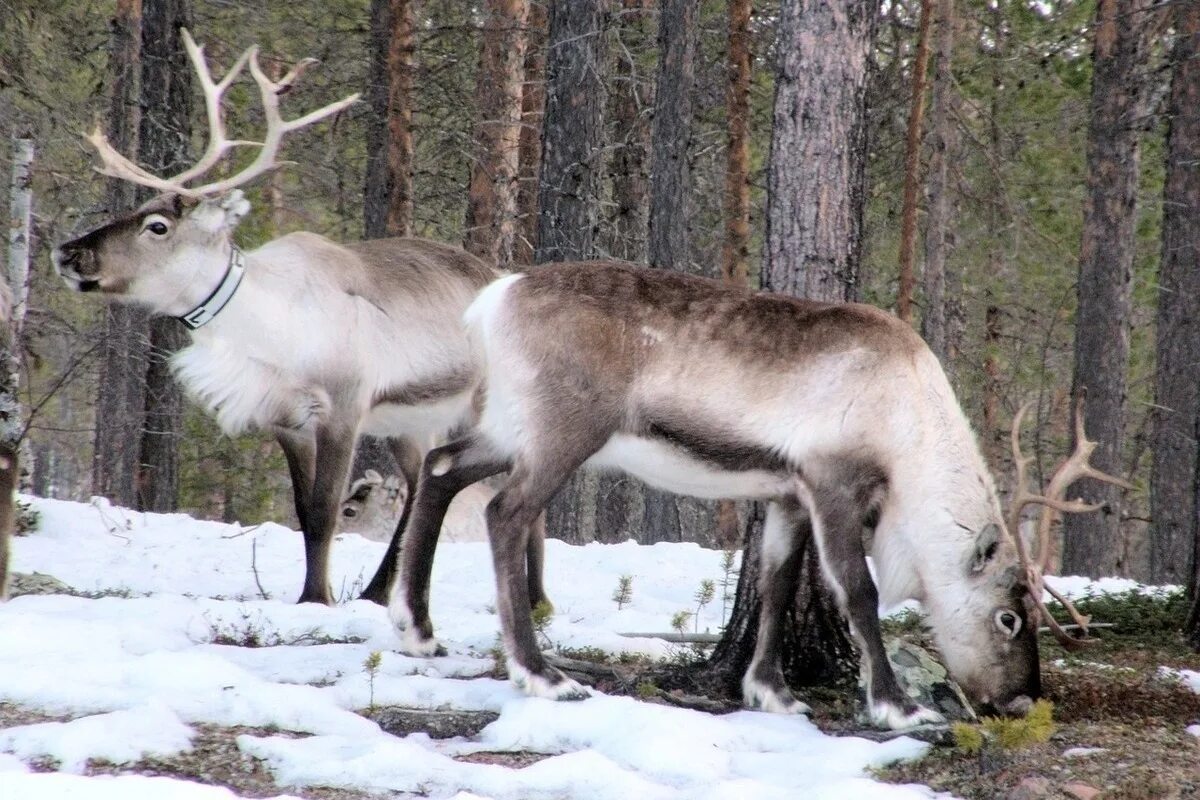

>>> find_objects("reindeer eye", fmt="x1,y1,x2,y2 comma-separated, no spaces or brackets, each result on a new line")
141,215,171,237
994,609,1021,638
342,508,357,519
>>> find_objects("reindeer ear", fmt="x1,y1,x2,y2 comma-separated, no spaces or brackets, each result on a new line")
364,469,383,483
218,189,251,228
970,522,1002,573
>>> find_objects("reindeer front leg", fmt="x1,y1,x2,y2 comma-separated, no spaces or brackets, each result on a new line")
287,419,357,605
795,472,943,729
389,435,508,655
360,437,424,604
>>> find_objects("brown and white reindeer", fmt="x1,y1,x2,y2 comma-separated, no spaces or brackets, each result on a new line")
52,31,547,617
389,262,1128,729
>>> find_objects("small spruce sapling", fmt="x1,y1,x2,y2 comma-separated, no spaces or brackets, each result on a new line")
612,575,634,609
531,599,555,649
951,700,1056,771
719,549,738,627
693,579,715,633
671,610,693,635
363,650,383,711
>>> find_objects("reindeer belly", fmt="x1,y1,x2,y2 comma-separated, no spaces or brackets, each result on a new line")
585,434,792,500
361,393,473,440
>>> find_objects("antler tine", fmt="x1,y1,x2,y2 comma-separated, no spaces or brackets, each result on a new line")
1034,396,1134,573
188,49,359,197
87,127,203,198
168,29,257,186
1006,401,1039,569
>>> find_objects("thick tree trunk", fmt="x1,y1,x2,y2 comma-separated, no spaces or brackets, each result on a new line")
896,0,931,325
93,0,148,508
1061,0,1150,578
607,0,652,262
364,0,392,239
762,0,877,304
514,0,547,265
533,0,607,264
646,0,697,273
136,0,192,513
920,0,957,369
1151,4,1200,590
537,0,609,544
708,0,878,692
464,0,528,269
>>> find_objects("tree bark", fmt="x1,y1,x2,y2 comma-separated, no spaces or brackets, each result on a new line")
363,0,392,239
607,0,652,262
646,0,698,273
533,0,607,264
717,0,753,550
514,0,548,265
1061,0,1150,578
762,0,877,304
537,0,609,544
896,0,931,325
386,0,416,237
136,0,192,513
920,0,957,369
708,0,879,692
93,0,149,509
1151,3,1200,589
464,0,529,269
641,0,713,547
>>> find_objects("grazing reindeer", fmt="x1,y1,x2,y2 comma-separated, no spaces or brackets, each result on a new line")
340,470,493,544
52,31,547,610
390,262,1128,729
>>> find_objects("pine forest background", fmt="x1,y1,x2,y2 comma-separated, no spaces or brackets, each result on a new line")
0,0,1194,594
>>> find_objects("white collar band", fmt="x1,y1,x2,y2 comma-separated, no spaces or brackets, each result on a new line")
177,247,246,330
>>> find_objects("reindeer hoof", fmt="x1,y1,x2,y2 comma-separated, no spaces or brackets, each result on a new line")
741,677,812,715
868,700,945,730
398,627,446,658
509,662,589,702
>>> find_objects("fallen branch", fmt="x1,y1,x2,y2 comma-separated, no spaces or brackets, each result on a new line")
617,632,721,644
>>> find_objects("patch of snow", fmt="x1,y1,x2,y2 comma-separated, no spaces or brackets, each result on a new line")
1187,725,1200,739
0,494,985,798
0,701,192,773
1157,667,1200,694
0,772,301,799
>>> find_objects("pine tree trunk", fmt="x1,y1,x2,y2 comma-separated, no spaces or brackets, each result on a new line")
920,0,957,369
707,0,878,692
607,0,652,262
514,0,547,265
537,0,609,544
1150,3,1200,589
895,0,931,325
386,0,416,237
641,0,714,547
364,0,392,239
717,0,753,549
464,0,528,269
93,0,149,509
136,0,192,513
1061,0,1150,578
533,0,607,264
762,0,877,304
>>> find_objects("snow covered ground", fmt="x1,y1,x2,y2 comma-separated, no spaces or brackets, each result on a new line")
0,495,951,799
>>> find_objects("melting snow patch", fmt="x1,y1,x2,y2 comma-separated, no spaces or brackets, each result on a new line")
1187,725,1200,739
1063,747,1106,758
0,772,301,799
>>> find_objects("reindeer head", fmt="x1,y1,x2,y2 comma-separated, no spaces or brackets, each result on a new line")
53,30,357,321
919,398,1131,716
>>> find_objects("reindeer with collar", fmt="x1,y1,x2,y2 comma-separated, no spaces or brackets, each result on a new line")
53,31,548,613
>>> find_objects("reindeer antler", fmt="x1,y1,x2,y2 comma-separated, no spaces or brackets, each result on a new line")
87,29,359,198
1007,397,1133,650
